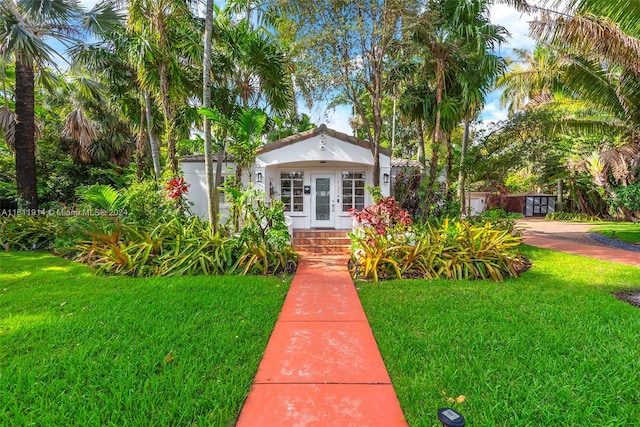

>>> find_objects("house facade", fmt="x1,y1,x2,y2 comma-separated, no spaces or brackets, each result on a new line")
181,125,393,230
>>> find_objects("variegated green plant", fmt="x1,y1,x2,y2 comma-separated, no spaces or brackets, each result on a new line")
350,218,525,282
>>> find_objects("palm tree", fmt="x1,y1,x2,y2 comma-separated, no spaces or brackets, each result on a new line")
510,0,640,217
126,0,201,174
0,0,119,209
496,45,567,115
457,51,507,212
403,0,507,203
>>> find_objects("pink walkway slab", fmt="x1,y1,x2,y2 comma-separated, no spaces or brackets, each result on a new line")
236,255,408,426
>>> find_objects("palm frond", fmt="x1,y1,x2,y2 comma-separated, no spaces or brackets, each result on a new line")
81,1,124,36
63,108,98,163
0,105,15,150
530,13,640,75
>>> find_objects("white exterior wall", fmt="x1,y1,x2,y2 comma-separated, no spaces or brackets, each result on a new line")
181,161,243,219
467,192,489,216
180,130,392,229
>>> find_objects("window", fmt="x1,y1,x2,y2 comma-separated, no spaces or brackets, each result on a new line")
280,171,304,212
342,172,365,212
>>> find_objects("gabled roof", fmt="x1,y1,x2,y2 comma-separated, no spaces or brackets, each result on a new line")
257,124,392,157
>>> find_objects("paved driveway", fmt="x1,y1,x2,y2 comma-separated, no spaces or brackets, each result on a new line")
517,218,640,267
517,218,605,246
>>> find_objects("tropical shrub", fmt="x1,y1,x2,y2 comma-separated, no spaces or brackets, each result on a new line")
350,199,525,282
224,185,297,275
545,211,602,222
0,214,59,251
73,184,297,277
350,196,412,235
613,182,640,214
469,208,522,234
75,216,243,277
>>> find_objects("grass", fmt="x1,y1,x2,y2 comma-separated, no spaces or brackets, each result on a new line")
358,245,640,426
590,222,640,245
0,252,290,426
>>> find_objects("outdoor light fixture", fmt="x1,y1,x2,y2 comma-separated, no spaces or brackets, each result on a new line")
383,173,390,184
342,171,350,178
256,172,263,183
437,408,465,427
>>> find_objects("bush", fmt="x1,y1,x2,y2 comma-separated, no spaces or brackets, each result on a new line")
70,185,297,277
350,217,525,282
545,211,602,222
75,216,245,276
0,215,59,251
613,182,640,213
469,208,522,234
224,186,297,275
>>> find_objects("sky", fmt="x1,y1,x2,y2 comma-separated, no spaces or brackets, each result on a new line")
303,4,538,133
76,0,536,134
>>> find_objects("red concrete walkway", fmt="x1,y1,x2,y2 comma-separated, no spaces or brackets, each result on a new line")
519,219,640,267
524,234,640,267
236,254,407,426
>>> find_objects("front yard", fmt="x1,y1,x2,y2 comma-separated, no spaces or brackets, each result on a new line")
359,245,640,426
0,252,289,426
2,244,639,426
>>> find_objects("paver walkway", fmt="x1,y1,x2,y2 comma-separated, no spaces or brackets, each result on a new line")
236,254,408,426
519,219,640,267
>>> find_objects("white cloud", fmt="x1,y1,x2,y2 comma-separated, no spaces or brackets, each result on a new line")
299,103,354,135
324,105,353,135
480,97,508,123
489,4,538,52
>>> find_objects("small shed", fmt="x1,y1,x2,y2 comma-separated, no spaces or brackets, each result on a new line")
467,191,490,216
506,192,556,217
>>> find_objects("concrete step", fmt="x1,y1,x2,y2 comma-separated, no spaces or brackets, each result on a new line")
292,230,352,255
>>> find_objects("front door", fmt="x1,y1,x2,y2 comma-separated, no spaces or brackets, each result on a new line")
311,174,335,228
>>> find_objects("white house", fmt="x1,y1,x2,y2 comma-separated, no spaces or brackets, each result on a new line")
181,125,393,230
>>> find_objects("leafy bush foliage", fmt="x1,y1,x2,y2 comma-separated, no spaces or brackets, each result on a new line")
468,208,522,235
545,211,603,222
350,196,412,235
613,182,640,213
224,186,297,275
75,216,244,276
3,181,297,278
0,215,59,251
350,198,525,282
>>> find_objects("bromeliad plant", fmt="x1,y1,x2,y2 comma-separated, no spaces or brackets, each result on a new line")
223,185,297,275
75,216,243,277
349,197,525,282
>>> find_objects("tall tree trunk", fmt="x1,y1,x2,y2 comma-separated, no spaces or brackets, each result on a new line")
556,178,563,212
457,118,470,214
428,58,445,197
214,140,226,230
445,134,453,197
145,93,162,180
136,105,146,181
416,117,426,171
14,58,38,210
158,64,178,174
203,0,216,231
372,103,382,187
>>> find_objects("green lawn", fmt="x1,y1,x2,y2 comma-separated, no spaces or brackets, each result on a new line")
590,222,640,245
358,245,640,426
0,252,290,426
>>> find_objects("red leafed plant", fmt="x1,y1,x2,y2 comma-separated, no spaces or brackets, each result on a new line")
165,177,190,200
350,196,412,235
